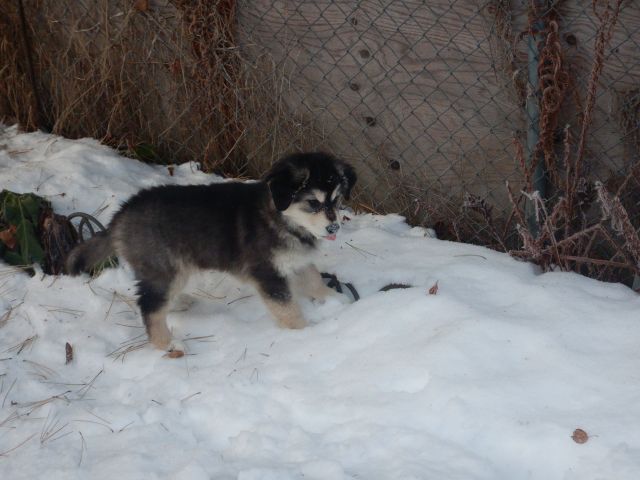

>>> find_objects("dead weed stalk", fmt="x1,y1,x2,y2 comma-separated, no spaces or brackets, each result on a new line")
507,0,639,284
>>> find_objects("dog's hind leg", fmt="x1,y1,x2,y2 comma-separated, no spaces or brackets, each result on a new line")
168,267,195,312
137,276,175,350
249,264,306,329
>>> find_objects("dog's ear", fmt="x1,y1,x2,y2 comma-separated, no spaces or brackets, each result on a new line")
265,162,309,211
341,164,357,200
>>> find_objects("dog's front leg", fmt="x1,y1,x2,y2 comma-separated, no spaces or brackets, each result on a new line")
250,264,306,329
294,264,337,302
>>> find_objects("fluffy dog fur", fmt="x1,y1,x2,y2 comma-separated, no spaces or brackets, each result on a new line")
65,152,356,350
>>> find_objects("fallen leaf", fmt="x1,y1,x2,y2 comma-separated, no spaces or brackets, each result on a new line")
65,342,73,364
165,350,184,359
428,281,439,295
572,428,588,444
0,225,17,249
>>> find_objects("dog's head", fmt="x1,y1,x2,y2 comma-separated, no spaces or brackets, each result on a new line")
264,152,357,240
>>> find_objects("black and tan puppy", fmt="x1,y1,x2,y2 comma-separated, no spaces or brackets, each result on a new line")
66,152,356,351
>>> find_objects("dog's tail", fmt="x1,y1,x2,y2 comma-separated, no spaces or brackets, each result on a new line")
65,231,114,275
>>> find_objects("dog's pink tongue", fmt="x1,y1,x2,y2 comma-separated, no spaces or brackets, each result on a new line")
324,233,337,241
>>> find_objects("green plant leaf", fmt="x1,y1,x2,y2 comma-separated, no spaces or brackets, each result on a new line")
1,191,46,225
15,220,44,265
0,190,49,270
4,250,25,267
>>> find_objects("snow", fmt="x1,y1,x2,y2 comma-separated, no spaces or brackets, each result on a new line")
1,125,640,479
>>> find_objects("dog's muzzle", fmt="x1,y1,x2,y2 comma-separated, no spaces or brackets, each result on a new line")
326,223,340,234
324,223,340,241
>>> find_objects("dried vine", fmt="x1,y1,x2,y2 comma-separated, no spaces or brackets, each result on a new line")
536,15,570,186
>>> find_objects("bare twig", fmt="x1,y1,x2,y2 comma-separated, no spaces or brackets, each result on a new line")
0,433,37,457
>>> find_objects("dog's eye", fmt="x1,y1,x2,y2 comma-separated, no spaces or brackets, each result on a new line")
308,199,322,211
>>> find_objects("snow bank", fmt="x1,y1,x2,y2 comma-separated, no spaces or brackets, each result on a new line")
1,126,639,479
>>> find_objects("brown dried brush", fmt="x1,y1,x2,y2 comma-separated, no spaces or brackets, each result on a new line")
506,0,638,284
596,182,640,267
567,0,623,214
462,193,509,251
173,0,243,170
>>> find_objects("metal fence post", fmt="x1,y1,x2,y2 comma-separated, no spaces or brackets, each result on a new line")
525,2,547,237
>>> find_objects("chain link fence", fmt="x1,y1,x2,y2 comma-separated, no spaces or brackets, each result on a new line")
2,0,639,282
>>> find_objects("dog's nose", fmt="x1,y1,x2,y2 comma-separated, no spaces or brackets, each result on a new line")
326,223,340,234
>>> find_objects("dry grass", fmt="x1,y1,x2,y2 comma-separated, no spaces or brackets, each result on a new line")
39,409,70,445
107,334,149,362
0,1,38,129
0,0,325,177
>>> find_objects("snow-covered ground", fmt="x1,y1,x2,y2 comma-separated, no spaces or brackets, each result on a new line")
1,125,639,479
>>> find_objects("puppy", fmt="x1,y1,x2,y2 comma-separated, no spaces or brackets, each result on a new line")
66,152,356,351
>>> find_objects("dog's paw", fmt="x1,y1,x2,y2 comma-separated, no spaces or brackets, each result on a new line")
278,315,306,329
164,339,187,358
310,295,328,305
327,291,353,305
312,292,347,306
169,339,186,352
